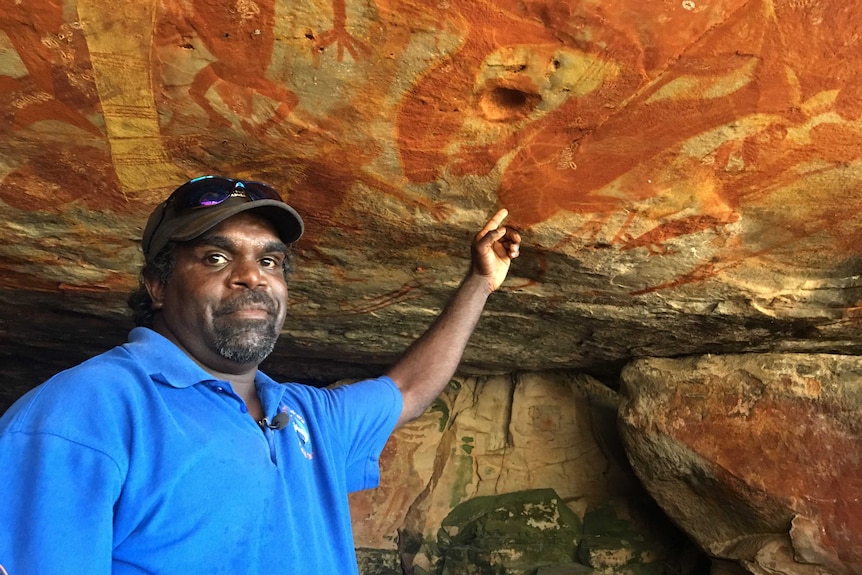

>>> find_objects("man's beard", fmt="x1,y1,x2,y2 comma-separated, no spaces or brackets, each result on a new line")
212,292,281,364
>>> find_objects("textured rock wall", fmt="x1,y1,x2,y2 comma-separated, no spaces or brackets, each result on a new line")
5,0,862,396
619,354,862,575
349,371,699,574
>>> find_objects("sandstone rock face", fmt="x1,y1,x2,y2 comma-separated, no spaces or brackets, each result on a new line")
5,0,862,403
349,373,616,553
618,354,862,575
349,372,698,574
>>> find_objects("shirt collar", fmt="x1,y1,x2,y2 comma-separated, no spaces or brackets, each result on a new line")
124,327,278,390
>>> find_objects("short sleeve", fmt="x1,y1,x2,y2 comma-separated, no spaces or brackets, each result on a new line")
326,376,402,492
0,430,122,574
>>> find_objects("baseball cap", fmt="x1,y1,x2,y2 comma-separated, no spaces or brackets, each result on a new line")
142,176,304,262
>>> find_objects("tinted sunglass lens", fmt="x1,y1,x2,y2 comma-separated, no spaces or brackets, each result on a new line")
169,177,283,210
241,181,283,202
198,189,232,206
170,177,232,209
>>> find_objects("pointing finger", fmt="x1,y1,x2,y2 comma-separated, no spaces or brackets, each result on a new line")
477,208,509,240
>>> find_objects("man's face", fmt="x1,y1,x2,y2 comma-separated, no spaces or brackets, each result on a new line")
147,212,289,373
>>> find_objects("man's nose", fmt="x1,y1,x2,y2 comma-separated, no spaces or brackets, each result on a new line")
231,258,265,288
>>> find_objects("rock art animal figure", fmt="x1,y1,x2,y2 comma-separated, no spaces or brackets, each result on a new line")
155,0,298,136
0,0,102,136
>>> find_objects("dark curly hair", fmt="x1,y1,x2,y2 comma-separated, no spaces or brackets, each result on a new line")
128,242,178,328
127,240,294,328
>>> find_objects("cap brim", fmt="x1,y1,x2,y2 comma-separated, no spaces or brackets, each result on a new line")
144,198,304,261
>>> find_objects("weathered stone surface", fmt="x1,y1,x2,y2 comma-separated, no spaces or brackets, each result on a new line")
535,564,594,575
355,548,402,575
578,503,669,573
349,373,622,556
5,0,862,407
349,372,701,574
434,488,583,575
618,354,862,575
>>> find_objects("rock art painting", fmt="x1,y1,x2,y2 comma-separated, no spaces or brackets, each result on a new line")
387,0,862,298
4,0,862,424
0,0,102,137
0,0,118,212
154,0,299,136
493,0,862,293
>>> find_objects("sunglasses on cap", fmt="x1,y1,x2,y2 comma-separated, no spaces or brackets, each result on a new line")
142,175,303,260
166,175,284,208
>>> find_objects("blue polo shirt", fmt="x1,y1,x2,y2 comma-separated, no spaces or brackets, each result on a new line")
0,327,402,574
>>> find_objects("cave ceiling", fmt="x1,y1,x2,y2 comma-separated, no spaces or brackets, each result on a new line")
3,0,862,409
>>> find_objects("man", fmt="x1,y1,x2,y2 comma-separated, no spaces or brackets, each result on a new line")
0,175,521,574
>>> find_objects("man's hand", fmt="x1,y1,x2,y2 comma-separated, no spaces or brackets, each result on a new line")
387,208,523,428
471,209,521,293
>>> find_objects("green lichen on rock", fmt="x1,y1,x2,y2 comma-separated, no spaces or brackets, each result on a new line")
401,493,700,575
576,504,667,574
435,489,583,575
355,547,402,575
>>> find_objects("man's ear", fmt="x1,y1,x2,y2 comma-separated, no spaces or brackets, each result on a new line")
143,272,166,310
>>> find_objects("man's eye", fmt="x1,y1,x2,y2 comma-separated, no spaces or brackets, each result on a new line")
204,253,228,265
260,257,281,269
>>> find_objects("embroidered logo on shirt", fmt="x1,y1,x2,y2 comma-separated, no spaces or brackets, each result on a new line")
285,408,313,460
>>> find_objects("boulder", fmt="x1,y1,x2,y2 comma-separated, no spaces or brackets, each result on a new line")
619,354,862,575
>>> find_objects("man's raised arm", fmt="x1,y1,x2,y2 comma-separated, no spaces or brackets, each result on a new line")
385,209,521,429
